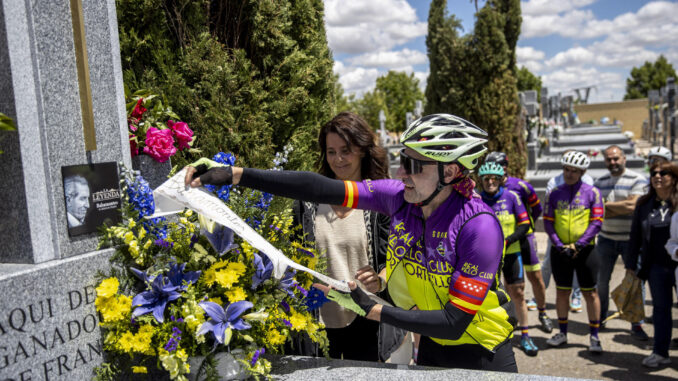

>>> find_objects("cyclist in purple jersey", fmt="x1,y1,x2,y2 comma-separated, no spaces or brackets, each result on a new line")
485,152,553,334
478,162,538,356
185,114,517,371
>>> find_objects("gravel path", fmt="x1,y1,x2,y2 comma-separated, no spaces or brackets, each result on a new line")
514,233,678,380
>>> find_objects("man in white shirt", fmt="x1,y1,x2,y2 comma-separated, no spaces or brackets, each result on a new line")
594,145,648,340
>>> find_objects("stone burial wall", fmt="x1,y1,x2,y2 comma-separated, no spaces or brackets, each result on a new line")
0,250,114,381
0,0,130,379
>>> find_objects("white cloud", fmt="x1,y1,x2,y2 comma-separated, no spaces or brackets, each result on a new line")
517,46,545,71
522,0,597,16
325,0,426,54
541,67,624,103
334,61,381,96
348,48,427,68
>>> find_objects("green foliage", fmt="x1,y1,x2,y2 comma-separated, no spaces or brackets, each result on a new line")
425,0,525,177
516,66,542,99
116,0,336,171
351,90,394,132
375,71,424,132
624,55,677,100
0,112,16,155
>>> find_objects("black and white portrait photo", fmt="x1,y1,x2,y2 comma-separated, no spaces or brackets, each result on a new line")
61,162,122,237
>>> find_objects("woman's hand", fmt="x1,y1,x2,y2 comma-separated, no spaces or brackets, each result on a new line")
355,265,382,293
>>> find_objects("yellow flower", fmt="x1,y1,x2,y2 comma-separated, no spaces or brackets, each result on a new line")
96,278,119,299
214,269,239,289
184,209,193,217
138,227,146,240
124,231,135,244
117,331,136,353
266,328,286,346
224,287,247,303
143,239,152,250
179,217,189,225
227,261,246,276
128,218,136,228
207,297,223,305
100,295,132,322
128,240,139,257
289,311,307,331
131,366,147,374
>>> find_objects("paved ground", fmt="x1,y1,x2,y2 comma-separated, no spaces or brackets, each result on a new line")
514,232,678,380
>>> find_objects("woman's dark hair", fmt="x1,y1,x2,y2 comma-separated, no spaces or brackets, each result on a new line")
637,162,678,209
318,112,389,180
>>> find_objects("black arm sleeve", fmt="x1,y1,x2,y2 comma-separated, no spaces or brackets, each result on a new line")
239,168,347,205
505,223,529,246
380,302,474,340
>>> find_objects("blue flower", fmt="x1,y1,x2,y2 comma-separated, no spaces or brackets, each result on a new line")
279,269,297,298
126,176,155,217
143,217,168,239
202,224,237,256
213,152,236,166
304,287,330,311
255,192,274,211
197,301,253,344
251,348,265,366
131,274,181,323
251,252,273,290
154,239,173,248
166,262,200,291
205,152,236,202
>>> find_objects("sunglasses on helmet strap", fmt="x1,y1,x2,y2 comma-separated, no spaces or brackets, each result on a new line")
399,149,438,175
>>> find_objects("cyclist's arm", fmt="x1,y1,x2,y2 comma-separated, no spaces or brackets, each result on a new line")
522,181,543,219
505,197,530,245
576,188,604,246
376,213,503,340
542,192,564,247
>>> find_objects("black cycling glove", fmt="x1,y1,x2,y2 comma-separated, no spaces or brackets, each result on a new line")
189,158,233,186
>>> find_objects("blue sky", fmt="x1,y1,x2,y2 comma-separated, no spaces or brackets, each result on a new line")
325,0,678,104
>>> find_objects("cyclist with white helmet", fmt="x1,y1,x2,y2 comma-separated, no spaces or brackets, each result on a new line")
543,151,605,353
478,161,538,357
185,114,517,371
648,146,672,167
485,152,553,334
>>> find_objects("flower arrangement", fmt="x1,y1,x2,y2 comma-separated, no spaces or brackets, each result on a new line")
94,152,330,381
127,89,198,163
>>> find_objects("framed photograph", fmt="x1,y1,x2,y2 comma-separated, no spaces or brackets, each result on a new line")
61,162,122,237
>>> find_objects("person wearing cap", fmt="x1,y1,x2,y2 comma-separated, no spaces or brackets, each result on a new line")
184,114,517,371
593,145,648,339
628,162,678,367
478,161,539,357
543,151,605,353
485,152,553,334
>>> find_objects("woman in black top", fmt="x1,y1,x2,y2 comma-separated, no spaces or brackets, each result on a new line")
626,162,678,367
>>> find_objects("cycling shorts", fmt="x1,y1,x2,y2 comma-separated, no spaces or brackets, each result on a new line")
551,245,598,291
501,252,524,285
519,233,541,271
417,335,517,372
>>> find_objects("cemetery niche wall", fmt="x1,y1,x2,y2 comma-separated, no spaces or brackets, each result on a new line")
0,0,129,379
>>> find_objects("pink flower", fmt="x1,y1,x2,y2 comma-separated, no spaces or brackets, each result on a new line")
131,99,147,119
143,127,177,163
168,120,194,150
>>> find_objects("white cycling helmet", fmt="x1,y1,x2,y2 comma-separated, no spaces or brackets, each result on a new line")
400,113,488,170
561,151,590,170
648,146,672,162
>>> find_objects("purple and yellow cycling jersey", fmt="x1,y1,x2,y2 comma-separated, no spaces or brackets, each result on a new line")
342,179,513,350
481,187,530,254
543,180,604,247
504,176,542,230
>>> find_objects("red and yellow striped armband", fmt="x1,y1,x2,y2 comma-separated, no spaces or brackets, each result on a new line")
342,181,359,208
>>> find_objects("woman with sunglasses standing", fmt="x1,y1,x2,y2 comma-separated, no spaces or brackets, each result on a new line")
290,111,405,362
626,162,678,368
184,113,517,371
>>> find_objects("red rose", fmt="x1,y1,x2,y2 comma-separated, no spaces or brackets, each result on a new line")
143,127,177,163
168,120,194,150
131,99,147,119
129,134,139,157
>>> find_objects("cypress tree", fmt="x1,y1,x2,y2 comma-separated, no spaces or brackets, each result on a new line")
117,0,336,170
424,0,525,177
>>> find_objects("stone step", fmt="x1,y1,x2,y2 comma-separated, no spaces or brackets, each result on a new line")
552,133,629,147
560,125,622,135
546,143,635,156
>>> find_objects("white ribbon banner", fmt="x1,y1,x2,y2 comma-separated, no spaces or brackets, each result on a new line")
147,169,350,292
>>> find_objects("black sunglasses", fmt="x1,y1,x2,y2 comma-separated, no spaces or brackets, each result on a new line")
651,169,672,177
481,175,501,182
399,149,437,175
